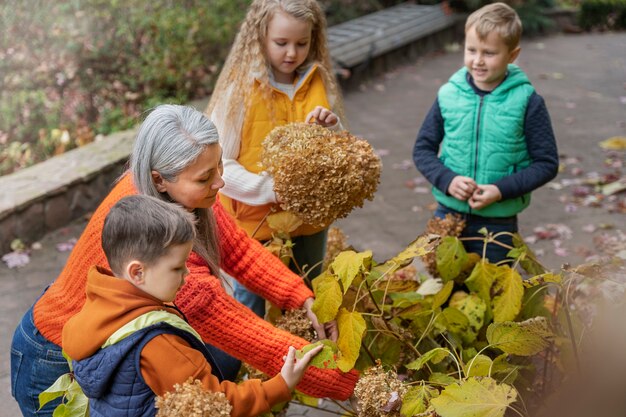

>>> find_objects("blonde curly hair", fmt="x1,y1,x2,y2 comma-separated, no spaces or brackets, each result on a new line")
206,0,345,158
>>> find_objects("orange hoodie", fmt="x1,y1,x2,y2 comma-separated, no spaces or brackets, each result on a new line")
63,266,291,416
33,174,357,399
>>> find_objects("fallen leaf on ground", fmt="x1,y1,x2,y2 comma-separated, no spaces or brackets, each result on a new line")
599,137,626,150
2,251,31,268
56,238,77,252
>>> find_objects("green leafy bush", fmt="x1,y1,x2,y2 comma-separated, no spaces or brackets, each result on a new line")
268,218,625,416
447,0,557,35
579,0,626,29
0,0,250,175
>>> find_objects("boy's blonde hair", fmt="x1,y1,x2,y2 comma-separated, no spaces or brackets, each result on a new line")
465,2,522,50
206,0,345,156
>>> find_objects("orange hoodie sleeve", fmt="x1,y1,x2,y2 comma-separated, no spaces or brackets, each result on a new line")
141,334,291,417
213,199,314,309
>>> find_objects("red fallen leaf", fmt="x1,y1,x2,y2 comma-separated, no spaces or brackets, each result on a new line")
572,186,592,197
602,172,621,184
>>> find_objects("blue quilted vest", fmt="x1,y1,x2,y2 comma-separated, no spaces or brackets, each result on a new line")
73,322,223,417
434,64,534,217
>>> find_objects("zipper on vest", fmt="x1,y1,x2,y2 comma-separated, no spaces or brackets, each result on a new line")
471,96,485,214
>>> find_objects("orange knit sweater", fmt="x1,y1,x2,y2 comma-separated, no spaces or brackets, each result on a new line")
34,174,358,400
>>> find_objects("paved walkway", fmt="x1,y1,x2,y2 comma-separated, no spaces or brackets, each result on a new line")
1,32,625,416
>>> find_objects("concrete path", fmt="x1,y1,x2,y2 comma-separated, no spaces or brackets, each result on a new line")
1,32,625,416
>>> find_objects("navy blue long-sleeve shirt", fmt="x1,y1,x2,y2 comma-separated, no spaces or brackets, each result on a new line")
413,73,559,201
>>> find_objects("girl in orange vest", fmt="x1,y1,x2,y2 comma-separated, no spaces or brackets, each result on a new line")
206,0,346,318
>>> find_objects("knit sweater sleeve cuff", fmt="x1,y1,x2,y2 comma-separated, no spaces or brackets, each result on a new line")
220,159,278,206
262,375,292,405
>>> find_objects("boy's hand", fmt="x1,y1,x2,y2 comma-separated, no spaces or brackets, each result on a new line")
281,345,324,391
448,176,477,201
305,106,338,128
469,185,502,209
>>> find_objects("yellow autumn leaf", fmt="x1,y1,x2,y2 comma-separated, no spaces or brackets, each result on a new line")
491,265,524,323
436,236,468,282
465,261,498,302
266,211,303,234
388,234,437,266
599,136,626,150
486,317,554,356
401,385,439,416
312,273,343,323
331,250,372,293
464,354,493,377
431,377,517,417
522,272,562,288
336,308,366,372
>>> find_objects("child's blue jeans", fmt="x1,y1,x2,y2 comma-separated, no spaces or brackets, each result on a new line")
434,204,518,264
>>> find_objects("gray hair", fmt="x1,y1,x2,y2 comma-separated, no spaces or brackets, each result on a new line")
131,104,220,197
103,195,196,276
128,104,221,276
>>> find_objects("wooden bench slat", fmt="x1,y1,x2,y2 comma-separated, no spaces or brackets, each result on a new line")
327,4,456,67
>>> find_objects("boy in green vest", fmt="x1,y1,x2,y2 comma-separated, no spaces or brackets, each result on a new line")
62,195,322,417
413,2,559,263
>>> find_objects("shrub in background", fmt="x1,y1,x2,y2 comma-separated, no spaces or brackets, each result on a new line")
579,0,626,29
0,0,250,175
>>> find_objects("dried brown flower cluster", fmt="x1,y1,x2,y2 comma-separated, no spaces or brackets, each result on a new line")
155,377,232,417
354,364,407,417
422,214,466,277
274,308,316,342
323,227,349,269
262,123,381,228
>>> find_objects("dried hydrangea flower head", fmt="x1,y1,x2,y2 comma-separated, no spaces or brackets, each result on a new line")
353,363,407,417
155,377,232,417
275,307,317,342
262,123,381,227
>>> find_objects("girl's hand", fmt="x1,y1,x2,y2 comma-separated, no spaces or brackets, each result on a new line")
305,106,338,128
469,184,502,209
448,176,477,201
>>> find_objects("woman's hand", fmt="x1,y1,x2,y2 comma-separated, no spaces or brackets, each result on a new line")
305,106,338,128
303,297,337,341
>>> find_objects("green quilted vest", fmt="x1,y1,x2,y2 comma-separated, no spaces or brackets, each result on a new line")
433,64,534,217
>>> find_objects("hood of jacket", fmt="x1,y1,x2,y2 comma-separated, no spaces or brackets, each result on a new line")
62,265,183,360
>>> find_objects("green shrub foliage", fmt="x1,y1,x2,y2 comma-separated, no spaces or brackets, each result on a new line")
579,0,626,30
0,0,250,175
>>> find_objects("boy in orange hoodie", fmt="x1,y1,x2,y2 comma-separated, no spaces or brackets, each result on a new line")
62,195,322,417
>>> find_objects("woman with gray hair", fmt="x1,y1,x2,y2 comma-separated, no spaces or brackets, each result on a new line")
10,105,358,417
